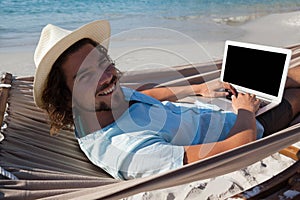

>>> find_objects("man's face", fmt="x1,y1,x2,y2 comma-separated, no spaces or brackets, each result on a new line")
62,43,123,112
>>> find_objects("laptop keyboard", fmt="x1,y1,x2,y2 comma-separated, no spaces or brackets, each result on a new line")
259,99,270,108
225,89,238,100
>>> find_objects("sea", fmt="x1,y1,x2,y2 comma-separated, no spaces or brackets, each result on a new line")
1,0,300,52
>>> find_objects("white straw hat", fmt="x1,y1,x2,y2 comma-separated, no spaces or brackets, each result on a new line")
33,20,111,108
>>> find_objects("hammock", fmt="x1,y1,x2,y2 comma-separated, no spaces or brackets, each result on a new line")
1,44,300,200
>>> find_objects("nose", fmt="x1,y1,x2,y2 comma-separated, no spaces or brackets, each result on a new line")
98,69,113,86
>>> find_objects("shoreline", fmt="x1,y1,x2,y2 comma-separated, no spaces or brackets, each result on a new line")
1,11,300,76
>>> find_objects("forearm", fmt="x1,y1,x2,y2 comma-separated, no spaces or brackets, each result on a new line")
227,109,257,140
184,142,226,164
141,79,234,101
184,131,256,164
141,85,198,101
184,109,257,164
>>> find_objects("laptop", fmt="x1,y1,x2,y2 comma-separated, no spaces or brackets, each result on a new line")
205,40,291,116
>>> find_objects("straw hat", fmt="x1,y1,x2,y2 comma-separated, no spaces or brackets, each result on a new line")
33,20,111,108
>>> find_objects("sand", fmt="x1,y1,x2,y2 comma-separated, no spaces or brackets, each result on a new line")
1,10,300,200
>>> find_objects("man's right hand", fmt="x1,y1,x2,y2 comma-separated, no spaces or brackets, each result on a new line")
231,93,261,114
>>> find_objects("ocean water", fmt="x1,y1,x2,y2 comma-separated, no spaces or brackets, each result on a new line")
1,0,300,51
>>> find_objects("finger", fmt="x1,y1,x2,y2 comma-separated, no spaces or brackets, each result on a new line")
223,82,230,88
224,87,238,97
255,102,261,110
251,94,258,102
247,93,254,99
223,82,233,90
246,93,254,99
255,98,261,104
214,91,229,97
237,92,244,97
229,86,238,96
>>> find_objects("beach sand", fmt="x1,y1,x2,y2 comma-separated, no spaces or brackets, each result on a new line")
1,10,300,199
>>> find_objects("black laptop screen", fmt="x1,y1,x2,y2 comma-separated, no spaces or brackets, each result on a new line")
223,45,287,96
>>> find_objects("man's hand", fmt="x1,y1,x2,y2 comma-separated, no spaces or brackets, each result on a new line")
193,79,237,98
231,93,261,114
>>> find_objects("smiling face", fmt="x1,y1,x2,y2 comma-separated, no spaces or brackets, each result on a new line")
61,43,124,113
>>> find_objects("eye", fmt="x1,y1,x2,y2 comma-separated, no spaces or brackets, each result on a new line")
105,63,115,71
77,72,91,82
98,58,115,71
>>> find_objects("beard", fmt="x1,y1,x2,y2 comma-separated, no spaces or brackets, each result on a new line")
95,102,111,112
94,81,125,112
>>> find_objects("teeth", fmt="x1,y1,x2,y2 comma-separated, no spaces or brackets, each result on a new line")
100,84,115,96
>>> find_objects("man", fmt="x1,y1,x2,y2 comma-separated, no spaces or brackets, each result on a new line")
34,20,300,180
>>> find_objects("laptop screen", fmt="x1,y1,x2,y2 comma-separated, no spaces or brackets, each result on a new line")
222,42,290,97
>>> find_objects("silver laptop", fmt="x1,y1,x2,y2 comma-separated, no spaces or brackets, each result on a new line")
207,40,291,116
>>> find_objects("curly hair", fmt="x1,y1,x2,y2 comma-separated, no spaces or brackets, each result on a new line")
41,38,99,135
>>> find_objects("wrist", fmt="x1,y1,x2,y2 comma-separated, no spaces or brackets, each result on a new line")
237,108,256,116
236,109,257,140
237,109,256,130
193,84,205,96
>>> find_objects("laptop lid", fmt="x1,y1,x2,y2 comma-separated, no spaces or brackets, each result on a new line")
220,40,291,102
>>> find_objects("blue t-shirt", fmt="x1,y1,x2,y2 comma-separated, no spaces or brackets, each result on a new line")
75,87,264,180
